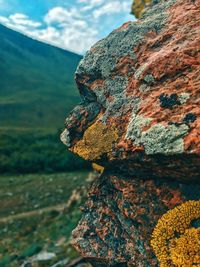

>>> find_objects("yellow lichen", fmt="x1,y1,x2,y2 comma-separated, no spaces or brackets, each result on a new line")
169,228,200,267
131,0,152,19
92,163,104,173
151,200,200,267
71,121,118,161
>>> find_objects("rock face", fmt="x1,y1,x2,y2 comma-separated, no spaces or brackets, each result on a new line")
61,0,200,266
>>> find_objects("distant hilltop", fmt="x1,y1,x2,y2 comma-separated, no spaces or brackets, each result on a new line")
0,23,82,130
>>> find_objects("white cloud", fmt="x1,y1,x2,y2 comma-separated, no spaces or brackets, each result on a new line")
93,2,121,18
0,0,133,54
9,13,42,27
93,1,130,18
0,16,9,24
0,13,42,32
78,0,105,11
44,6,82,25
41,6,98,53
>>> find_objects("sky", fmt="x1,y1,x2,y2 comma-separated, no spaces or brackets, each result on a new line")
0,0,135,54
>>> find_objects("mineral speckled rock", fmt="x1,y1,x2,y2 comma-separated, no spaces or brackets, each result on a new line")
71,174,200,266
62,0,200,182
61,0,200,266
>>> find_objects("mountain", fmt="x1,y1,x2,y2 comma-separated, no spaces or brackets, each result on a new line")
0,24,82,130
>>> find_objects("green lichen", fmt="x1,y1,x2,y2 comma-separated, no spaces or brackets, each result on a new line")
141,123,189,155
139,84,151,93
144,74,155,84
134,63,148,80
125,113,152,145
178,93,190,104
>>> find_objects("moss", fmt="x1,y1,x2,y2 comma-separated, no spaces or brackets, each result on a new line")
151,200,200,267
71,122,119,161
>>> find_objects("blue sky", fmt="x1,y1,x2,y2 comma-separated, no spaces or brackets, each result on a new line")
0,0,135,54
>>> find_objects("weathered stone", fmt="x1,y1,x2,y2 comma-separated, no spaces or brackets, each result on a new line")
61,0,200,266
62,0,200,182
71,173,200,266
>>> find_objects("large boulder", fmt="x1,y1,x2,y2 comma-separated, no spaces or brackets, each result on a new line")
61,0,200,266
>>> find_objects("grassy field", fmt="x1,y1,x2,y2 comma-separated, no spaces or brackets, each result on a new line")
0,171,92,267
0,24,92,267
0,129,91,174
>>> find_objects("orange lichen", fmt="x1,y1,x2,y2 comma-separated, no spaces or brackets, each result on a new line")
71,121,118,161
151,200,200,267
131,0,152,19
92,163,104,173
169,228,200,267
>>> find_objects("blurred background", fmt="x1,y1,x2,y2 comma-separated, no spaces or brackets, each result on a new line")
0,0,138,266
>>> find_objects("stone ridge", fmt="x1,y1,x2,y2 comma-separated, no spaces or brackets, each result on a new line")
61,0,200,182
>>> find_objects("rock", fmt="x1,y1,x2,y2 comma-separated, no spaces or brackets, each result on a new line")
71,174,200,266
33,251,56,261
61,0,200,183
61,0,200,266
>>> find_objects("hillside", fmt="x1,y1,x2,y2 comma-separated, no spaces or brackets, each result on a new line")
0,24,90,174
0,23,82,129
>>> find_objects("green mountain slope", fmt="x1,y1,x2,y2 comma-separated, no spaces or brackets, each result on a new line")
0,24,82,129
0,24,91,174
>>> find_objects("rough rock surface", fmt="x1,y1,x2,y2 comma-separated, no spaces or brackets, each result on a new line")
61,0,200,266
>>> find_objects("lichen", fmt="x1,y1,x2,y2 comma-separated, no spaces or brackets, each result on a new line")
183,113,197,124
92,163,104,173
76,0,175,83
125,113,152,145
134,63,149,80
159,93,181,109
60,129,71,147
151,200,200,267
131,0,152,19
141,123,189,155
71,121,119,161
144,74,155,84
178,93,190,104
102,94,140,123
169,228,200,267
139,84,151,93
92,76,129,109
126,115,189,155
